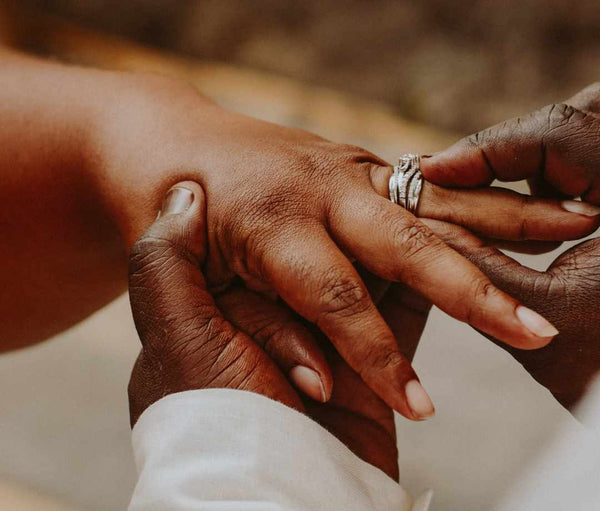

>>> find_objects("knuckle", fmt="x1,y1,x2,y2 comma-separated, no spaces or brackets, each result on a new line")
246,316,290,352
540,103,588,143
466,123,502,151
317,270,371,320
393,219,440,263
463,279,499,323
466,129,496,173
467,129,486,148
337,143,381,164
545,103,577,127
129,234,191,285
471,279,498,302
539,103,600,169
514,194,531,240
362,343,409,376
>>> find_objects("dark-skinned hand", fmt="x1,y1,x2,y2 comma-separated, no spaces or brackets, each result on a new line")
127,181,431,480
428,219,600,411
101,75,600,420
421,82,600,409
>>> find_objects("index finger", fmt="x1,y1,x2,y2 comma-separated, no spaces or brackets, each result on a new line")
328,188,558,351
422,103,600,201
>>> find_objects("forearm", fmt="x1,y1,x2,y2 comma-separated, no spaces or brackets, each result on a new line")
0,50,210,347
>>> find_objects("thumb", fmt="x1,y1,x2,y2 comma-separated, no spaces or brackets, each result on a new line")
128,181,302,425
128,180,209,350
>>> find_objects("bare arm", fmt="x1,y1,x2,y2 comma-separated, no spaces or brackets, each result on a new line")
2,49,594,419
0,50,129,348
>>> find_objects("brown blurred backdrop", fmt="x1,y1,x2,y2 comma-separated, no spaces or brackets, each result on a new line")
8,0,600,134
0,3,597,511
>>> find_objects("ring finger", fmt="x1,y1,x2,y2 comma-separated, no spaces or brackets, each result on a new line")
370,164,600,241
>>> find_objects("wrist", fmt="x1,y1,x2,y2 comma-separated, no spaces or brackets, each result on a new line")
87,71,220,248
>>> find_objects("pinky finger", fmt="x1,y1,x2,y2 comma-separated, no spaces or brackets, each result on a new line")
216,287,333,403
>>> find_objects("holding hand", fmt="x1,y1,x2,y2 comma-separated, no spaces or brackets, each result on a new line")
431,220,600,410
422,81,600,409
98,75,599,419
423,82,600,205
128,182,429,477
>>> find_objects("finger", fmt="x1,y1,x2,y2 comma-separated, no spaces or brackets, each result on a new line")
370,166,600,241
421,103,600,203
357,265,430,361
356,264,430,360
128,182,302,424
260,226,434,420
329,189,558,351
216,286,333,402
421,218,549,304
527,176,572,200
566,82,600,113
306,352,400,480
547,236,600,276
486,239,562,255
378,284,431,363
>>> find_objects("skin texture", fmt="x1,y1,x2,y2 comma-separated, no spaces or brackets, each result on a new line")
3,46,600,474
422,83,600,409
128,81,600,475
429,219,600,410
422,82,600,202
1,48,596,419
128,182,430,479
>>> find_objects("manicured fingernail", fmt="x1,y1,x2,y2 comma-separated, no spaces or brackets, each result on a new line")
561,200,600,216
516,305,558,338
405,379,435,419
160,187,194,216
289,366,327,402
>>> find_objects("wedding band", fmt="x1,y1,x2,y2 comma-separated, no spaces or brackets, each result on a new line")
388,154,424,215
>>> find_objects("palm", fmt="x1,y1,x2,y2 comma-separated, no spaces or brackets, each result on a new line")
494,239,600,409
433,218,600,410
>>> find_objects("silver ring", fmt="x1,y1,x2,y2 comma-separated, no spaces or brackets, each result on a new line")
388,154,424,215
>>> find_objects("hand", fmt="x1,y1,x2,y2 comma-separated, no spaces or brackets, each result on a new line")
127,182,430,478
427,219,600,411
423,82,600,206
97,74,596,419
128,181,309,424
306,280,432,479
419,82,600,409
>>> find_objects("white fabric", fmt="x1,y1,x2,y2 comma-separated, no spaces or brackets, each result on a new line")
493,377,600,511
129,389,432,511
129,382,600,511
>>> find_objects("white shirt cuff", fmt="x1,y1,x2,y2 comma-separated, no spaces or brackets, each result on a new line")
129,389,432,511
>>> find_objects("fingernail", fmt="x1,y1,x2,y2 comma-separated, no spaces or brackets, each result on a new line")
289,366,327,402
160,187,194,216
561,200,600,216
516,305,559,338
405,379,435,419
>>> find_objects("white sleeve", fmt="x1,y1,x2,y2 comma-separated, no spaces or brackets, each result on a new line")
493,376,600,511
128,389,432,511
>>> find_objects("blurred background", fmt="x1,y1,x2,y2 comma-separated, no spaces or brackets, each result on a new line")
0,2,596,510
